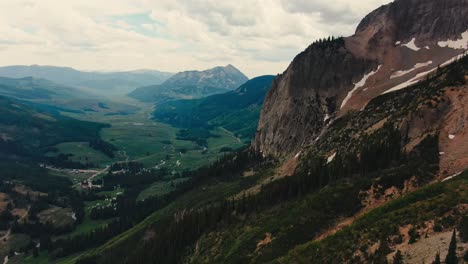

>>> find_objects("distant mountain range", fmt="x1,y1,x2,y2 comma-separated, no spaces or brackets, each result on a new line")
0,76,138,115
0,76,95,100
0,65,173,95
129,64,248,103
154,75,274,140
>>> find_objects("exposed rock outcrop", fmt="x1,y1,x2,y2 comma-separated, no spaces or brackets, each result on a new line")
254,0,468,158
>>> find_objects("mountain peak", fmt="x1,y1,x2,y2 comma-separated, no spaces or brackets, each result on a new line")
253,0,468,158
129,65,249,103
224,64,237,70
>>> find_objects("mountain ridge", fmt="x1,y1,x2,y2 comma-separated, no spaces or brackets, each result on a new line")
129,64,248,103
0,65,173,94
254,0,468,158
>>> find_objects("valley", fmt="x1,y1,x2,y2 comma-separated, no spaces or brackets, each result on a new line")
57,98,244,171
0,80,249,263
0,1,467,263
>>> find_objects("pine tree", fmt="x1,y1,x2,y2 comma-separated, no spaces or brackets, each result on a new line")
32,246,39,258
460,215,468,242
432,252,440,264
445,229,458,264
393,250,403,264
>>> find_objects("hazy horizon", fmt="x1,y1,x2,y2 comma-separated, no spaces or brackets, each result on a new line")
0,0,391,78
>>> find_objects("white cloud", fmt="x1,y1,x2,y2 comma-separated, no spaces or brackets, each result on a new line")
0,0,391,77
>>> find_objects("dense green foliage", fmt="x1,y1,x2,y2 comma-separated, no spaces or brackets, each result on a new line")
56,151,265,261
68,56,468,264
175,128,220,147
153,75,274,140
75,123,441,264
278,172,467,263
460,215,468,242
88,139,117,158
0,96,108,159
0,76,86,101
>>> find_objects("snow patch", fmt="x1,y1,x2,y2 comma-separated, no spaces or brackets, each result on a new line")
341,65,381,109
401,38,420,51
324,114,330,122
441,53,466,67
448,134,455,139
395,41,401,45
390,61,432,79
383,67,437,94
437,30,468,49
327,152,336,164
442,171,462,182
71,212,77,221
176,160,181,166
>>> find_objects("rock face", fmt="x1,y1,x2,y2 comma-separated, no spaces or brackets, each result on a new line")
161,64,247,92
129,65,248,103
254,0,468,158
253,39,376,157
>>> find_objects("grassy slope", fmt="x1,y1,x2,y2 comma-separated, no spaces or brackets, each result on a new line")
153,75,274,140
59,178,245,263
185,57,468,264
137,177,191,201
0,96,107,154
51,57,467,263
64,100,244,171
46,142,116,168
0,76,140,115
277,171,467,263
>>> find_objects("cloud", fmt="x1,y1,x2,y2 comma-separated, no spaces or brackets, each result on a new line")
0,0,391,77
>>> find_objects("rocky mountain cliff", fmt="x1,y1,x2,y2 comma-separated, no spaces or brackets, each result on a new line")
254,0,468,158
129,65,248,103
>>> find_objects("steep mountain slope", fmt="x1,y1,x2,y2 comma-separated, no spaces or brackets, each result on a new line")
129,65,248,103
0,95,108,159
254,0,468,158
70,56,467,264
153,75,274,140
0,76,92,101
0,76,139,115
0,65,173,95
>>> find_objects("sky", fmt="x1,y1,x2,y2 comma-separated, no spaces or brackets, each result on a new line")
0,0,391,77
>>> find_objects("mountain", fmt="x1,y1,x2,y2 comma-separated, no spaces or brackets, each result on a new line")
0,95,108,160
129,64,249,103
0,76,91,101
3,1,468,263
254,0,468,158
71,56,468,264
153,75,274,140
0,76,139,115
59,1,468,263
0,65,173,95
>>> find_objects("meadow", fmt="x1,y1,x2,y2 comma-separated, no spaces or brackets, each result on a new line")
58,98,244,172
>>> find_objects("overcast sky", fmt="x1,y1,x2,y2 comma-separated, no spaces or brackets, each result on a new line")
0,0,391,77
